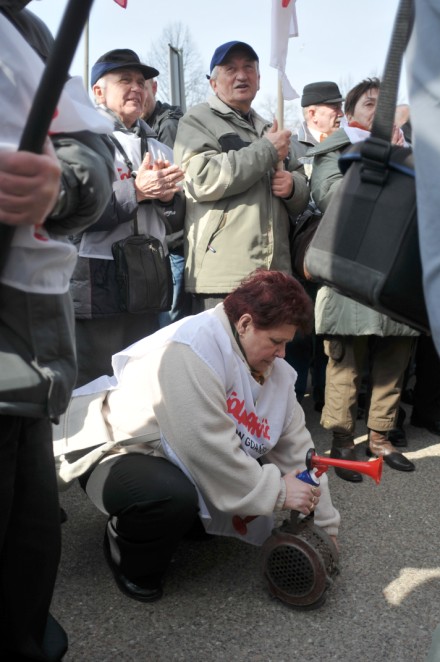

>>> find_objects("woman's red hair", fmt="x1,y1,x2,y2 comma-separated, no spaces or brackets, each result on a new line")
223,269,313,334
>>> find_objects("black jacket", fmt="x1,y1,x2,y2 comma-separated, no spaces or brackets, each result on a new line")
0,4,114,418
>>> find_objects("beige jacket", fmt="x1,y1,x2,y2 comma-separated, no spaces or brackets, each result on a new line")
174,96,309,293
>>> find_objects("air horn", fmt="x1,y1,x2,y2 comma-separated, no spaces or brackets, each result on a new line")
300,447,383,485
261,448,383,609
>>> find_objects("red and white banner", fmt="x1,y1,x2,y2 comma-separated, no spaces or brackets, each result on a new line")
270,0,299,100
113,0,128,7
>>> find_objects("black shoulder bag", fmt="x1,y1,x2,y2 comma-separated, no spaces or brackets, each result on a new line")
304,0,428,333
110,135,172,314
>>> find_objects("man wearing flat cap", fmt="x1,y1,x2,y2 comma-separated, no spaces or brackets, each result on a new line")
174,40,309,312
284,82,344,414
69,48,185,386
293,81,344,173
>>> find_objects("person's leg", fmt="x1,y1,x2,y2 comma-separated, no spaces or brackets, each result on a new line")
159,250,191,327
284,332,313,402
311,333,327,411
0,416,67,661
322,335,367,436
321,336,368,482
75,313,160,387
367,336,415,472
84,454,199,600
411,334,440,434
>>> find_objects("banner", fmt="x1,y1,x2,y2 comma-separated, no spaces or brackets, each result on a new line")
270,0,299,100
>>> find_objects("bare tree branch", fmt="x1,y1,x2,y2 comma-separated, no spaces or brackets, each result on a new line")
144,22,209,109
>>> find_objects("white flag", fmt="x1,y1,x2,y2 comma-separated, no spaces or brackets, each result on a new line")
0,13,112,152
0,13,113,294
270,0,299,101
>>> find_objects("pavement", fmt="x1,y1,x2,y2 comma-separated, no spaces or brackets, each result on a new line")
52,395,440,662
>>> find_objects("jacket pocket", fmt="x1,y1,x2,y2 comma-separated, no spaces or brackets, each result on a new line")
194,210,227,272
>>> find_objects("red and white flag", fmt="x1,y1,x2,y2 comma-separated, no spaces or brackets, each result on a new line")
113,0,128,7
270,0,299,100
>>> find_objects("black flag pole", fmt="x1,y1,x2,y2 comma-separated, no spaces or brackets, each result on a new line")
0,0,96,274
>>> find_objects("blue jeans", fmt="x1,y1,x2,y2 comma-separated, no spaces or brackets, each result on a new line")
159,251,191,327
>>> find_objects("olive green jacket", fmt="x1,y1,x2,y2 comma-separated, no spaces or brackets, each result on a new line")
174,96,309,294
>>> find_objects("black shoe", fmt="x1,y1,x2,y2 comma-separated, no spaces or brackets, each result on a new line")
367,431,415,472
330,446,363,483
60,507,68,524
410,414,440,436
366,447,415,472
387,427,407,447
103,533,163,603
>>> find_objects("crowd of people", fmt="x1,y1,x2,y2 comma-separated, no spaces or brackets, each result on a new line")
1,2,439,659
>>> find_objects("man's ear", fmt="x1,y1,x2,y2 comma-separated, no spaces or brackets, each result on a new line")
308,107,317,124
92,83,105,105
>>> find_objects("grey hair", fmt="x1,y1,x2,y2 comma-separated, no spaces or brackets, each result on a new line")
92,76,107,102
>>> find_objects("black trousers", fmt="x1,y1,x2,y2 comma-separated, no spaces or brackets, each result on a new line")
75,312,160,387
0,416,67,661
412,334,440,422
83,454,199,583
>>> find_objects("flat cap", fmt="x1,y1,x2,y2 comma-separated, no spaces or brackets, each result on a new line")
301,81,344,107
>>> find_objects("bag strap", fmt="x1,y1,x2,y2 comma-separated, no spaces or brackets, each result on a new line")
358,0,414,185
371,0,414,142
108,133,146,235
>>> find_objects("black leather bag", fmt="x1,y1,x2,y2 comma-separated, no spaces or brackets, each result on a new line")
290,208,322,280
304,0,428,333
112,231,172,314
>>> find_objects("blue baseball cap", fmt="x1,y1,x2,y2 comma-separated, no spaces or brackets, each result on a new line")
91,49,159,87
208,41,259,77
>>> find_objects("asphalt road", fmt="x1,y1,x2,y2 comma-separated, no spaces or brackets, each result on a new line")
52,396,440,662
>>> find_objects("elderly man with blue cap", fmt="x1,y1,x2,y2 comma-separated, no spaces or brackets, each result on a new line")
69,48,186,387
174,40,309,313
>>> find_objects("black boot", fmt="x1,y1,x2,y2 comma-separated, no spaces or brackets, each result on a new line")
367,430,415,472
331,432,363,483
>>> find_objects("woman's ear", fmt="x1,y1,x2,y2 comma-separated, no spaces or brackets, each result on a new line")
236,313,252,335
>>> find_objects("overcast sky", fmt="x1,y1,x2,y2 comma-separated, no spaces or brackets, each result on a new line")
28,0,407,117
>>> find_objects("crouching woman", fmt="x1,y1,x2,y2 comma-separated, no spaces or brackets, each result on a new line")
56,269,340,602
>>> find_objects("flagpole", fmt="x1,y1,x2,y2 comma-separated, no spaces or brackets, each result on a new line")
276,77,284,170
84,18,89,89
277,77,284,130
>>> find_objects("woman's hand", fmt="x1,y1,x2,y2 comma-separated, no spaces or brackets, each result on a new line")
282,470,321,515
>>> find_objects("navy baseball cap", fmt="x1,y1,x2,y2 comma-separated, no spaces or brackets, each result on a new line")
91,49,159,87
208,41,259,77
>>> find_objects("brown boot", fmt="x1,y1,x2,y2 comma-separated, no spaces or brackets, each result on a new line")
367,430,415,472
330,431,363,483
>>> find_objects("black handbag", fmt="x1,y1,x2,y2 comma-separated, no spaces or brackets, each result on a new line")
304,0,429,334
108,133,173,314
290,207,322,280
112,218,173,314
